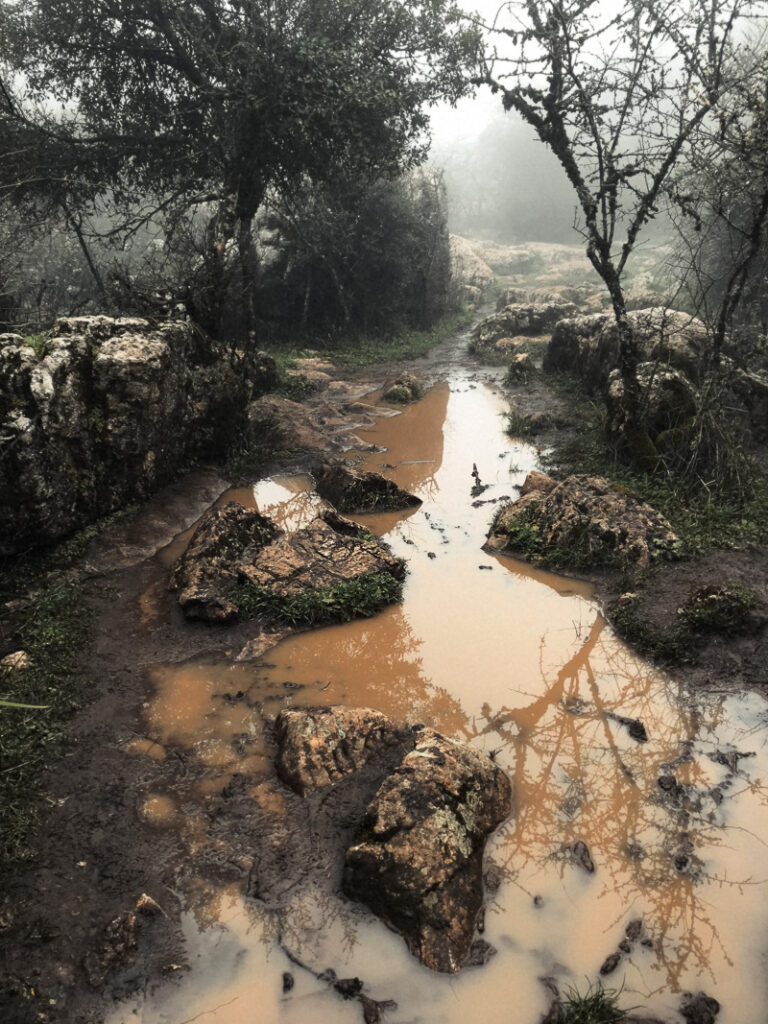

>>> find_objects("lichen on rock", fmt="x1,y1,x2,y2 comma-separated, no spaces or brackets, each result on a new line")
488,473,680,569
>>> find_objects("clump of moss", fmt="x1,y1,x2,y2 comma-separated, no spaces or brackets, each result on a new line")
21,334,48,359
679,583,758,634
336,478,414,514
275,372,317,402
230,570,403,627
383,375,424,404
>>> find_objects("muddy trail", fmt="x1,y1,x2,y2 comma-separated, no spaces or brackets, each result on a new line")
4,316,768,1024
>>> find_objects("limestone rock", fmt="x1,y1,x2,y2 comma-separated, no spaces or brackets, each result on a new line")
170,502,279,622
314,461,422,514
239,516,406,599
506,353,534,379
544,308,709,391
343,727,512,973
606,363,697,443
383,374,423,405
275,707,413,796
679,992,720,1024
172,502,404,623
472,302,577,355
520,471,557,496
449,235,495,301
0,650,32,672
0,317,276,555
488,474,679,569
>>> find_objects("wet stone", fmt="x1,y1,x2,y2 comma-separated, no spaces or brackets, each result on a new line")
679,992,721,1024
600,951,622,975
567,839,595,874
314,460,422,514
282,971,294,993
274,706,414,797
343,727,512,973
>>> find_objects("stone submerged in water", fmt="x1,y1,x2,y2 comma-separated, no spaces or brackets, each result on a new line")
313,461,422,514
171,502,405,623
343,726,512,973
488,473,680,569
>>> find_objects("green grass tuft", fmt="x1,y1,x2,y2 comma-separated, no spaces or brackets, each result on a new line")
679,582,757,633
559,980,630,1024
230,570,403,627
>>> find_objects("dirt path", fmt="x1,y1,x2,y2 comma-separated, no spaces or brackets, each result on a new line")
2,309,768,1024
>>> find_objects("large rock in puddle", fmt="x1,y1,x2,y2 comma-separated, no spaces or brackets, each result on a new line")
170,502,279,621
171,502,404,624
314,460,421,514
275,707,414,797
343,726,512,973
487,473,680,569
273,706,511,973
471,301,577,357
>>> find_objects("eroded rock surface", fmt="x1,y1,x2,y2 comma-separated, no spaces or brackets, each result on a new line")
0,316,276,555
543,308,709,390
472,302,577,355
343,727,512,973
246,394,330,454
170,502,279,622
488,473,680,569
275,707,414,796
172,503,404,622
314,461,422,514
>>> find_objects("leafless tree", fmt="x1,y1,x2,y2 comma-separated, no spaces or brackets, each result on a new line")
477,0,766,459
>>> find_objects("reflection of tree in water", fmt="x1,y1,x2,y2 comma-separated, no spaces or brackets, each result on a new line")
463,612,768,990
258,604,468,737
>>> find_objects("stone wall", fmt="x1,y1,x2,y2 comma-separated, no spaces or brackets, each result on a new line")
0,316,276,555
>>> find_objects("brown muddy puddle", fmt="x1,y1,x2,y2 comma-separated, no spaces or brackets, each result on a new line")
112,380,768,1024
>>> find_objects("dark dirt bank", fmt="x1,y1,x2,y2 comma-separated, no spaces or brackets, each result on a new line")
1,300,765,1024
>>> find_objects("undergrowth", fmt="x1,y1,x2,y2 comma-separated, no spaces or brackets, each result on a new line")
0,580,89,866
264,308,473,370
230,570,403,626
548,377,768,555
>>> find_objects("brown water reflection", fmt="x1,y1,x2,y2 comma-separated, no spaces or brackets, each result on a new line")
117,378,768,1024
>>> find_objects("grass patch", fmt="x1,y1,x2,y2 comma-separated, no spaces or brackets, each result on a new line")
559,980,630,1024
505,410,535,438
0,580,90,865
274,372,318,402
264,308,473,371
547,376,768,555
679,582,758,634
230,571,403,627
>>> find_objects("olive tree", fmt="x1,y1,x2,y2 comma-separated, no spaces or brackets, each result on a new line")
0,0,479,339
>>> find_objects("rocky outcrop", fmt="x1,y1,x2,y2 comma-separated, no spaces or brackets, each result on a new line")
343,727,511,973
472,302,578,357
543,308,709,391
171,503,405,623
488,473,680,569
0,317,277,555
170,502,279,622
275,707,413,796
314,461,422,514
